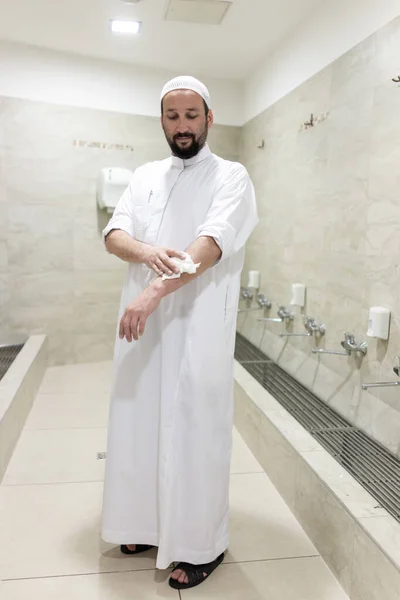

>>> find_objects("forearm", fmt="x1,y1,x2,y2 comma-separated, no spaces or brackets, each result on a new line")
150,236,221,299
105,229,147,264
119,236,222,342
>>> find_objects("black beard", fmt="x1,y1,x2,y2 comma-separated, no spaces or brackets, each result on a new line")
165,125,208,160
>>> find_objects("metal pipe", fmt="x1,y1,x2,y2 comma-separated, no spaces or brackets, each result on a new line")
361,381,400,390
279,333,312,338
312,348,349,356
257,317,283,323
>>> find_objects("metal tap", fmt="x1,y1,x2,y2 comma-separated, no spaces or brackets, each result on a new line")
280,316,326,338
240,287,254,302
238,293,272,313
257,294,272,310
341,332,368,356
362,358,400,389
304,317,326,336
258,305,294,324
312,332,367,357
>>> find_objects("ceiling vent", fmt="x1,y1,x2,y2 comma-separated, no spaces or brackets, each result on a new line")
165,0,234,26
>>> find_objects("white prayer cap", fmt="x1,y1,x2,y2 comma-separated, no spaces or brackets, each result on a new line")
160,76,211,107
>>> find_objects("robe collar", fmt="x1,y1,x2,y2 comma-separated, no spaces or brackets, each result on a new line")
171,144,212,169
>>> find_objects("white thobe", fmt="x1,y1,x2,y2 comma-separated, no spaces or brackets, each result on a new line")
101,144,258,569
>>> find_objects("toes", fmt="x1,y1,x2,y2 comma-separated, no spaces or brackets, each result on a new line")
170,569,181,581
171,569,188,584
126,545,136,551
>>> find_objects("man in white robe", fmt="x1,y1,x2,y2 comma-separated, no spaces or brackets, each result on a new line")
101,76,258,590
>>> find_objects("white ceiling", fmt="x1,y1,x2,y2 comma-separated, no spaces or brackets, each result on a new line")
0,0,325,80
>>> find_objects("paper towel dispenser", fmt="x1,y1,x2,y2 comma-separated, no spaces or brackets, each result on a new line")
97,167,133,214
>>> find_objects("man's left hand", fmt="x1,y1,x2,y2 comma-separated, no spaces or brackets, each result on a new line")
119,285,162,342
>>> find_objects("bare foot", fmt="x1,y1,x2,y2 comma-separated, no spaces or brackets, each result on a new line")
126,545,136,551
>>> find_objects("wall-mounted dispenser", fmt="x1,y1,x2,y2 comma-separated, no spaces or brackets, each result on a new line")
97,168,133,214
291,283,306,308
367,307,391,341
248,270,260,290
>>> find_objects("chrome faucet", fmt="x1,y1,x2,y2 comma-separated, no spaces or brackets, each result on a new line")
340,332,368,356
280,317,326,338
362,358,400,389
304,317,326,336
238,293,272,313
240,287,254,302
257,293,272,310
258,305,294,324
313,332,367,357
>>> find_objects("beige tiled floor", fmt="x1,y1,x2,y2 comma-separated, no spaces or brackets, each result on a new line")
0,361,350,599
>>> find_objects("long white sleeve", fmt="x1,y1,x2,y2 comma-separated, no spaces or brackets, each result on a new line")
195,164,258,261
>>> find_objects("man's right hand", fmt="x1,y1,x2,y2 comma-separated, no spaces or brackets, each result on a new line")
142,246,186,277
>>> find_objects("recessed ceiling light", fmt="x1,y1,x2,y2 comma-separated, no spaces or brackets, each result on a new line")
110,20,141,34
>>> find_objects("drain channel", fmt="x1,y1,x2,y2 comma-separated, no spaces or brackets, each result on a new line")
235,333,400,522
0,344,24,382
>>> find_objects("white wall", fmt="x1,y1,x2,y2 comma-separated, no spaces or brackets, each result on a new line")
245,0,400,123
0,40,243,127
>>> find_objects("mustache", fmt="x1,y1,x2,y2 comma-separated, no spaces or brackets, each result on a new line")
174,133,195,140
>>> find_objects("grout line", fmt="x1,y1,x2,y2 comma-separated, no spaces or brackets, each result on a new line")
230,471,265,476
22,426,108,432
1,555,322,583
1,473,267,487
223,554,321,566
1,480,105,488
1,567,161,582
35,390,112,395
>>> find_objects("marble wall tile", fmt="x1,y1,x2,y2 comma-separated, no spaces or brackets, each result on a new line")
72,301,119,337
5,304,73,340
369,83,400,203
46,334,75,366
358,515,400,571
72,333,116,364
73,269,125,303
375,16,400,82
256,419,299,512
0,203,8,240
0,240,7,272
7,272,74,307
330,33,379,109
73,237,124,272
300,450,389,520
294,458,356,595
7,235,74,275
241,14,400,456
234,378,298,511
1,95,240,363
350,522,400,600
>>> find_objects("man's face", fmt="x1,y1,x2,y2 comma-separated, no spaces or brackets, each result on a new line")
161,90,213,159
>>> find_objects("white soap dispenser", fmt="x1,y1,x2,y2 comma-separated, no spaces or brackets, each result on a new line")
367,307,391,341
291,284,306,308
97,167,133,214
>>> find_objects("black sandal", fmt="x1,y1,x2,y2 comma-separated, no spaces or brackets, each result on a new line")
120,544,154,555
169,552,224,590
